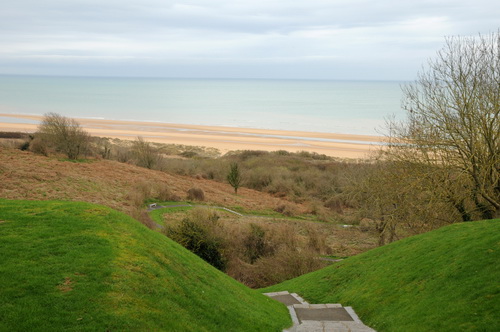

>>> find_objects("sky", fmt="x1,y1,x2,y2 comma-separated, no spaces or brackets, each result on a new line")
0,0,498,80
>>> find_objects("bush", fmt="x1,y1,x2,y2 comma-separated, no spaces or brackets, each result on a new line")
165,208,226,271
114,146,132,163
245,167,273,191
324,196,344,214
19,140,31,151
29,137,48,156
243,224,271,264
274,203,298,217
226,223,326,288
36,113,90,159
247,248,326,287
187,187,205,201
132,136,162,169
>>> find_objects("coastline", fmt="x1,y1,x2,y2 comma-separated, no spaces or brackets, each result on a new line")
0,113,385,158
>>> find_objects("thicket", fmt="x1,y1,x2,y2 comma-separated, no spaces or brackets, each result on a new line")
162,208,327,288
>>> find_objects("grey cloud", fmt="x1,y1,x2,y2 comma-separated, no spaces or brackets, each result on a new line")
0,0,498,80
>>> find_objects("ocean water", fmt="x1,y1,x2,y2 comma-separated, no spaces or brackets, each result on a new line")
0,75,406,135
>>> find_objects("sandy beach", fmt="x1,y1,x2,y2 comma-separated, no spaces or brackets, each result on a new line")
0,113,384,158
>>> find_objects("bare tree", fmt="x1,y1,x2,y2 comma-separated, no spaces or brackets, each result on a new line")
387,32,500,219
36,112,90,160
346,160,457,245
132,136,162,169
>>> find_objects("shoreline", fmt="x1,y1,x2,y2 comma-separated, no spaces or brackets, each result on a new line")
0,113,385,158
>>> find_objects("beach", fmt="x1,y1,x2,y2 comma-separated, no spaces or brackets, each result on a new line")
0,113,384,158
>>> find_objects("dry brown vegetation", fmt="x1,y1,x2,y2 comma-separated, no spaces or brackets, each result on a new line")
160,207,377,288
0,146,304,216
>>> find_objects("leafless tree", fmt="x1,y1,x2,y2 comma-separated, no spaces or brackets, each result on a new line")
387,32,500,219
132,136,162,169
36,112,90,160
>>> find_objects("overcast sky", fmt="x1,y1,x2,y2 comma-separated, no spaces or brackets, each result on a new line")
0,0,498,80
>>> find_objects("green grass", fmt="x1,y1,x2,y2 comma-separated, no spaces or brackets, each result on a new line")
149,204,194,224
0,199,291,331
263,219,500,332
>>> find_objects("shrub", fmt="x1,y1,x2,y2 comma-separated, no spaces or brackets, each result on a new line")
165,208,226,271
243,224,270,264
132,136,163,169
29,137,48,156
305,224,329,255
248,248,326,287
245,167,273,190
36,113,90,159
19,140,31,151
274,203,298,217
95,139,112,159
187,187,205,201
325,196,344,214
114,146,132,163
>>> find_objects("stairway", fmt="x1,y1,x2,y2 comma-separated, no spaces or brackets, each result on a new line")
264,291,376,332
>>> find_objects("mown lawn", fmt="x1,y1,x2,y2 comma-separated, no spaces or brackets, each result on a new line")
263,219,500,332
0,199,291,331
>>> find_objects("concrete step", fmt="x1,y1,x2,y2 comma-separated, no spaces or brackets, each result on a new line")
289,321,376,332
264,291,377,332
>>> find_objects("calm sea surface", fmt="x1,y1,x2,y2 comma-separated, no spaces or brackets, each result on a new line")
0,75,406,135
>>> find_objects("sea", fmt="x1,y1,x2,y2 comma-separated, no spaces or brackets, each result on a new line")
0,75,407,136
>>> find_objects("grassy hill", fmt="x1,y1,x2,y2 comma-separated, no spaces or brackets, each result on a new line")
263,219,500,332
0,199,291,331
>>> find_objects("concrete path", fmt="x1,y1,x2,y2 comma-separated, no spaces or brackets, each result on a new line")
264,291,376,332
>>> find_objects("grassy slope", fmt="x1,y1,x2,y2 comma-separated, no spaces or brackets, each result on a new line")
263,220,500,332
0,199,291,331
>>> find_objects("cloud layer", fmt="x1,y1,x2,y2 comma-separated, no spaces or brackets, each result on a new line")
1,0,498,79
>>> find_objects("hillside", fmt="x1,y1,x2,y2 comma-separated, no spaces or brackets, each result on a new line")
0,199,291,331
263,220,500,332
0,146,302,215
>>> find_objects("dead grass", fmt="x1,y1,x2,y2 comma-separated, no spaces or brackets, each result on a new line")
57,277,73,293
0,147,305,216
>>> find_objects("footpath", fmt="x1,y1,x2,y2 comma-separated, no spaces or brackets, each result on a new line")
264,291,376,332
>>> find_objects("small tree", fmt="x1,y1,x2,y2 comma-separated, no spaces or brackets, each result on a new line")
36,112,90,160
132,136,161,169
227,162,242,194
